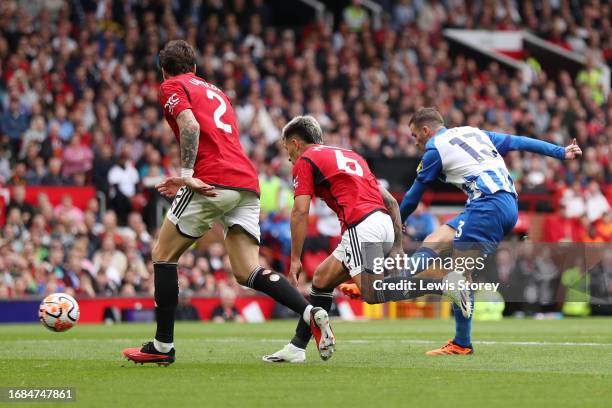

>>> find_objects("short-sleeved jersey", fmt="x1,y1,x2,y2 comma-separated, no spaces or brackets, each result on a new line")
159,73,259,195
419,126,517,201
292,145,386,232
400,126,565,220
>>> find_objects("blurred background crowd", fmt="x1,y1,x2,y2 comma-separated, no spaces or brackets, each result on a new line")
0,0,610,304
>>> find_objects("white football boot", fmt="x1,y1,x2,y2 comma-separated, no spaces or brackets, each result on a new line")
262,343,306,363
442,271,473,318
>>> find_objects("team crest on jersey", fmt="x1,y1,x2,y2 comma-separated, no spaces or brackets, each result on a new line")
164,93,179,113
416,161,423,173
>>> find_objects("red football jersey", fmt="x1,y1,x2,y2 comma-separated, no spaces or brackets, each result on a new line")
159,73,259,194
292,145,386,232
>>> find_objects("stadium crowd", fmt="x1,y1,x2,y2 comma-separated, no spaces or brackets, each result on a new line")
0,0,610,300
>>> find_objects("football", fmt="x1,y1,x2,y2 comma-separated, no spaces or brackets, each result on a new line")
38,293,80,332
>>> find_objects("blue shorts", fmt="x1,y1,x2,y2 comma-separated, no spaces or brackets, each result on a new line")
446,191,518,254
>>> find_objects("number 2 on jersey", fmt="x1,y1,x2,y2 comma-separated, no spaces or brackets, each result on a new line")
206,89,232,133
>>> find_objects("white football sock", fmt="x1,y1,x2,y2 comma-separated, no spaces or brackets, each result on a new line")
302,305,313,323
153,339,174,353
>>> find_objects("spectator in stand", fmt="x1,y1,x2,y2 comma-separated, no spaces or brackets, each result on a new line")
211,284,244,323
92,144,114,198
584,180,610,222
108,146,139,225
54,195,84,231
404,202,439,242
62,133,94,179
175,291,200,321
562,182,587,219
259,162,283,214
343,0,369,33
7,185,34,226
92,235,128,290
48,104,74,143
0,144,11,183
40,157,66,186
39,122,63,163
19,115,46,160
418,0,447,33
1,97,29,156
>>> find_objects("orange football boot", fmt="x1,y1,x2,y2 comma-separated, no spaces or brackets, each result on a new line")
426,340,474,356
338,283,361,299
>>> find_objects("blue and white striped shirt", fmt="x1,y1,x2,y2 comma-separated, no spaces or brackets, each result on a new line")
399,126,566,221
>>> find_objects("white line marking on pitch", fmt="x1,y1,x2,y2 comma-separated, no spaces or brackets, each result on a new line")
286,339,612,347
4,338,610,347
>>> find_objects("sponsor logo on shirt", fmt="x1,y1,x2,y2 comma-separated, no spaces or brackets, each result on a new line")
164,93,179,114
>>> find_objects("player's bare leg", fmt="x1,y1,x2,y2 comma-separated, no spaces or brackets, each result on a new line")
263,254,348,363
123,218,195,366
224,226,336,361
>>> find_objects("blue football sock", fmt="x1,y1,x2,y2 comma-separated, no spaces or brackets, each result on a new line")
452,290,475,348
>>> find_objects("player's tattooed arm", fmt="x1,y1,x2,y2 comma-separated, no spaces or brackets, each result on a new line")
379,185,404,255
156,108,216,197
176,109,200,170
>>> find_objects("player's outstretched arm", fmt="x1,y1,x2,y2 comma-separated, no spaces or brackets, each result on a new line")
379,185,404,257
288,195,311,286
484,131,582,160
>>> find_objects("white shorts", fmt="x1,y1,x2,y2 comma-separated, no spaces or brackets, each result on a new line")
167,187,261,243
332,211,394,277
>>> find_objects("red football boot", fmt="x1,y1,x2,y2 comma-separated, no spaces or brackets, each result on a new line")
309,307,336,361
123,342,175,366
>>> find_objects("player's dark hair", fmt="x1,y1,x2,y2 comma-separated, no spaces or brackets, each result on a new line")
159,40,196,76
282,115,324,144
409,107,445,129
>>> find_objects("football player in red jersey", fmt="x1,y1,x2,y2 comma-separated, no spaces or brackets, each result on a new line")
263,116,405,363
123,41,335,366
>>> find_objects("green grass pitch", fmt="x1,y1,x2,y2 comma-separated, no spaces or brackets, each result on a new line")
1,318,611,408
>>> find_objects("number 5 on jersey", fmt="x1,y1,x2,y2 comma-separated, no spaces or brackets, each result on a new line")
206,89,232,133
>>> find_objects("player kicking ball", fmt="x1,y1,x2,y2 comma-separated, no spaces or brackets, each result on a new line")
262,116,469,363
123,41,334,366
400,108,581,355
343,107,582,356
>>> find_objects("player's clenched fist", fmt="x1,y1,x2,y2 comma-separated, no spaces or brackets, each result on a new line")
156,176,217,197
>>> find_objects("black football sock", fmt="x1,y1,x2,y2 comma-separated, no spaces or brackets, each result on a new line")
291,286,333,349
154,262,179,344
246,266,309,317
